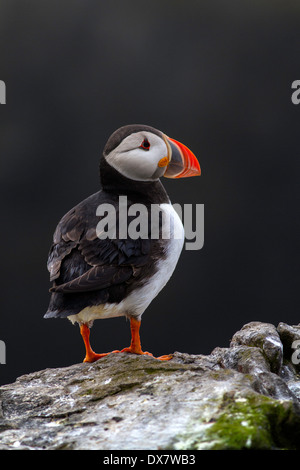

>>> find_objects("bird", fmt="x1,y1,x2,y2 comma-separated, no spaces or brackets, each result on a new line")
44,124,201,362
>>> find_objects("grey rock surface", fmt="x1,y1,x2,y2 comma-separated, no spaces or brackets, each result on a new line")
0,321,300,450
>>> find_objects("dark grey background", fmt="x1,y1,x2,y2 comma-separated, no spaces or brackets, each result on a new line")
0,0,299,386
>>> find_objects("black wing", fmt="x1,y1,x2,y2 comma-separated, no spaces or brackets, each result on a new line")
47,191,152,294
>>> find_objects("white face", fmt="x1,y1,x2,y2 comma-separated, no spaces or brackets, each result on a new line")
104,131,169,181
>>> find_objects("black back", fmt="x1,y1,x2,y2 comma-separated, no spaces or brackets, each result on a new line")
45,125,170,319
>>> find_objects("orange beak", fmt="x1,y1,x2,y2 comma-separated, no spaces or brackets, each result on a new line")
162,135,201,178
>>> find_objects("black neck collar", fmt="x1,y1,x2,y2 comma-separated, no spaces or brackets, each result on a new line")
99,156,169,204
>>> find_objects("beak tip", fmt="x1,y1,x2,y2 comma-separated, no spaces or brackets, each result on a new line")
164,136,201,179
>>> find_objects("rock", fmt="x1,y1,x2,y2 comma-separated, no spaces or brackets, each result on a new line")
277,322,300,401
230,322,283,373
1,321,300,450
277,322,300,368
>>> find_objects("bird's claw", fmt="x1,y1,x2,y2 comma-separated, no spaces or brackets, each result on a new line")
83,349,173,362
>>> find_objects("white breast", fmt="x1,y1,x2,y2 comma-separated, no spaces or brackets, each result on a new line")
68,203,184,324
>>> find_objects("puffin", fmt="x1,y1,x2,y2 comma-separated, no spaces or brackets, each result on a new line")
44,124,201,362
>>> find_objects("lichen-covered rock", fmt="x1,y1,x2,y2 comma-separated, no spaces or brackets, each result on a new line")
0,321,300,450
230,322,283,373
277,322,300,368
171,392,300,450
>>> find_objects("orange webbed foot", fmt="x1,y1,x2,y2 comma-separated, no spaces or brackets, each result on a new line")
83,351,109,363
79,319,173,363
155,354,173,361
120,346,173,361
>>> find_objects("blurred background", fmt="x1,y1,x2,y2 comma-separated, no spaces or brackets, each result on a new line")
0,0,299,386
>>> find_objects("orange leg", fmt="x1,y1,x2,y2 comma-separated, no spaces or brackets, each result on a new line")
80,323,111,362
121,317,173,361
80,318,173,363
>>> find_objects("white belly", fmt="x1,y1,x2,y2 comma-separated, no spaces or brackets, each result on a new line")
68,203,184,324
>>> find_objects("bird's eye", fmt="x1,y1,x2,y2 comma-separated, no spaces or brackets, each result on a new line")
139,138,150,151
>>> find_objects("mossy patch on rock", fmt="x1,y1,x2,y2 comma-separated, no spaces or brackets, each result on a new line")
170,393,300,450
